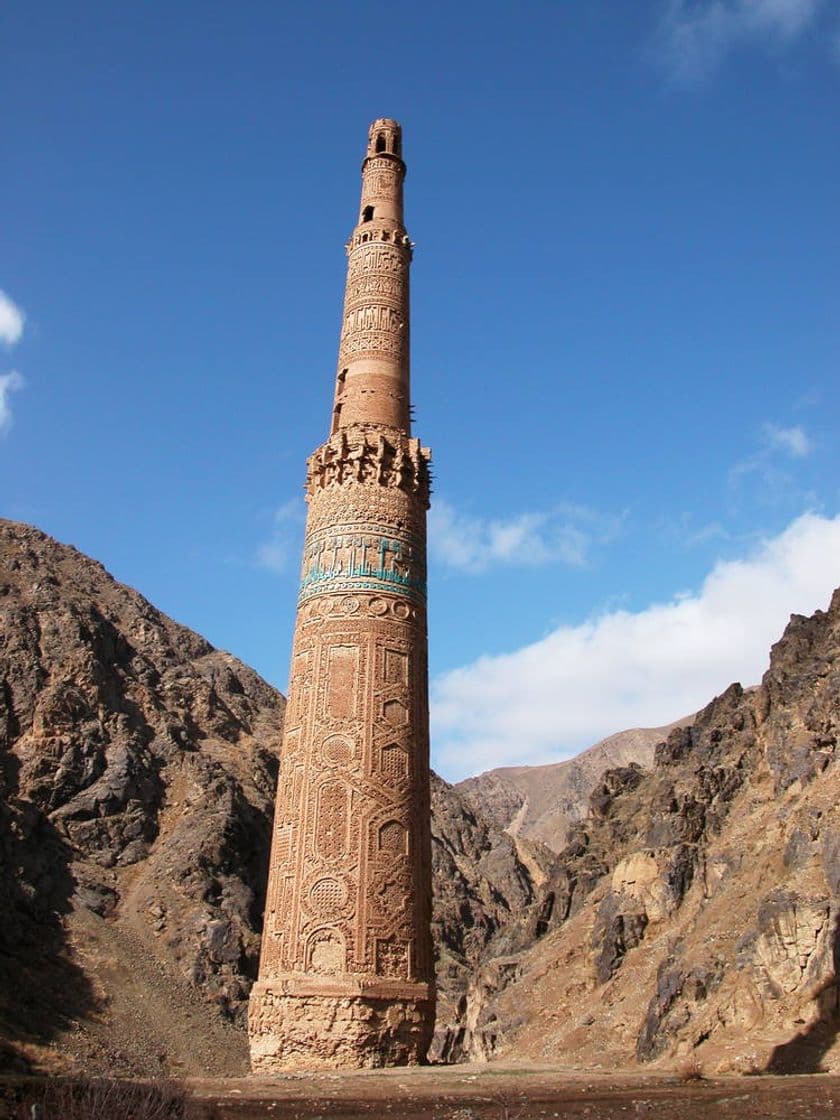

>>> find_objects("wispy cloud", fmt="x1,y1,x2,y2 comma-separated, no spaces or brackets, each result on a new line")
0,291,25,347
256,498,306,574
431,511,840,780
428,499,623,574
0,293,26,434
0,371,24,433
729,420,814,496
762,422,811,458
654,0,824,81
659,511,731,550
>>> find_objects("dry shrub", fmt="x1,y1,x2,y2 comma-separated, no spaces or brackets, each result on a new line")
16,1077,191,1120
676,1053,705,1082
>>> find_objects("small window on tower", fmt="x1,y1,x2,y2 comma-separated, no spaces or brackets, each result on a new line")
393,135,401,156
376,133,386,153
337,369,347,394
362,206,374,222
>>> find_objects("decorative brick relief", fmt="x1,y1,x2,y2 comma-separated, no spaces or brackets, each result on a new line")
378,819,408,855
381,743,408,781
249,118,434,1072
325,646,358,718
315,781,349,861
308,928,345,974
305,430,430,506
375,937,409,979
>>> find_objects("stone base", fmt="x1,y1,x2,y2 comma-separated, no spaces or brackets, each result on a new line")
248,981,435,1071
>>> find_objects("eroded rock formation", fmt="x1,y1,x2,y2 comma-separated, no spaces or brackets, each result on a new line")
2,518,839,1076
0,520,536,1074
0,520,283,1074
459,591,840,1073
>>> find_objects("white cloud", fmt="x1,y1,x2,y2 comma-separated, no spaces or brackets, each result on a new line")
0,371,24,433
762,422,811,457
0,291,25,347
431,511,840,781
429,498,622,574
256,498,306,574
656,0,823,81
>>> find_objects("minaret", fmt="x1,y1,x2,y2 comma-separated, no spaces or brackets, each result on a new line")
248,119,435,1070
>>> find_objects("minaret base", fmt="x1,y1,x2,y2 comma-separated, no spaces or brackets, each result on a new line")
248,980,434,1071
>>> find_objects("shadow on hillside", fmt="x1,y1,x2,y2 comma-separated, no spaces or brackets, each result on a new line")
0,738,99,1073
767,915,840,1074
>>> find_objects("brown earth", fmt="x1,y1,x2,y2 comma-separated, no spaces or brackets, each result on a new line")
4,1066,840,1119
185,1066,840,1119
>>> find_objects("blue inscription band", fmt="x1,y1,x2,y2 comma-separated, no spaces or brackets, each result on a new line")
298,522,427,606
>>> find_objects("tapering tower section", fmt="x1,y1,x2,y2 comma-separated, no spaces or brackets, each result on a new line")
248,120,435,1070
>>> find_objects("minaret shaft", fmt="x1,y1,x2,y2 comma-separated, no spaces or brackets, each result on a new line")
248,119,435,1071
333,121,412,434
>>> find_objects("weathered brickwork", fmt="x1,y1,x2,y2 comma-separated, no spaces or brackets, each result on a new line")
248,119,435,1071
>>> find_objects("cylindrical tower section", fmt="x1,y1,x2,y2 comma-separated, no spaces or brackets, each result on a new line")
332,118,412,434
249,119,435,1072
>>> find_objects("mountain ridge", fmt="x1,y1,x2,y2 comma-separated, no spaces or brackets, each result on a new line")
457,718,694,852
2,518,836,1077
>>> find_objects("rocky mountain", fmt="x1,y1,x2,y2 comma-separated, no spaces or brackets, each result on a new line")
455,590,840,1074
0,520,286,1075
428,772,549,1062
457,718,694,853
0,520,536,1075
2,518,838,1079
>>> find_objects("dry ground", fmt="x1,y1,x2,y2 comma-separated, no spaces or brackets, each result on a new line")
7,1064,834,1120
187,1065,840,1119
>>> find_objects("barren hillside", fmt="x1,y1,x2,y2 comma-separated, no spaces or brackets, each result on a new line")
0,520,535,1074
2,519,838,1078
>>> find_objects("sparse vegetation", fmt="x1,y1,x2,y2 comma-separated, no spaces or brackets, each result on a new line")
676,1054,705,1082
14,1077,191,1120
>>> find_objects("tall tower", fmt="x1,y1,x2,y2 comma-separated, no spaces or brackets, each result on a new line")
248,120,435,1070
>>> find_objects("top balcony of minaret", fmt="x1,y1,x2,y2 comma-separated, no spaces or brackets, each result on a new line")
364,119,404,169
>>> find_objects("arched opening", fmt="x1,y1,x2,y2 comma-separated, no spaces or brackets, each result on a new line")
362,205,374,222
375,133,386,153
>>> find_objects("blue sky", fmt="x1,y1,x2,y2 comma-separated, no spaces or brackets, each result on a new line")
3,1,839,780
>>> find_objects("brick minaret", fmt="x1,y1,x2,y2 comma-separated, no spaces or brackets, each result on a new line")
248,119,435,1070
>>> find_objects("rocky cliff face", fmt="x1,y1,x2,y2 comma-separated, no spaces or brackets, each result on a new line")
459,591,840,1074
3,519,838,1078
428,773,548,1062
0,520,537,1075
0,520,285,1075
